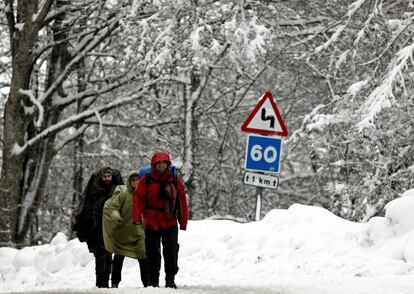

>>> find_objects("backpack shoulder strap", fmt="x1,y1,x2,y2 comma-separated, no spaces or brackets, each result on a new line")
172,174,180,218
145,173,152,188
172,173,177,185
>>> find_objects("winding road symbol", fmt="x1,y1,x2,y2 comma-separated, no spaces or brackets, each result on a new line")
261,108,275,129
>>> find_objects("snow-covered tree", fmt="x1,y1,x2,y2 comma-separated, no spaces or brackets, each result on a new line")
285,0,414,221
3,0,413,245
0,0,158,246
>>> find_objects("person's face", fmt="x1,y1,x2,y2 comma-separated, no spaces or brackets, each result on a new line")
101,173,112,185
155,161,168,173
129,177,140,189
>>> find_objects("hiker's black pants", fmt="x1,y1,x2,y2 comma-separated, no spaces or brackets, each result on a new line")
111,254,124,285
145,225,179,285
111,254,149,287
93,250,112,288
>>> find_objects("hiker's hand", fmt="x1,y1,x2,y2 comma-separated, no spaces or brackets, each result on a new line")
111,210,123,225
132,220,142,226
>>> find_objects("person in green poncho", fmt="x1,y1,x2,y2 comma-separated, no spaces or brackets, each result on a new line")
103,170,148,288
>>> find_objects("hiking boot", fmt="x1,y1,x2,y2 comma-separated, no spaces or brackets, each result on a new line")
148,277,159,287
148,282,159,288
96,273,109,288
97,283,109,288
165,279,177,289
142,280,149,288
96,279,109,288
141,274,150,288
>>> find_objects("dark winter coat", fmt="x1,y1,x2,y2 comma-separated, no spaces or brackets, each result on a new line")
132,151,188,231
73,168,123,253
103,170,146,259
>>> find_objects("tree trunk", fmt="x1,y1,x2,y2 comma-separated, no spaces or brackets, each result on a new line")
0,0,69,246
70,53,87,238
182,71,202,219
15,0,71,244
0,1,39,247
70,135,84,238
17,136,58,243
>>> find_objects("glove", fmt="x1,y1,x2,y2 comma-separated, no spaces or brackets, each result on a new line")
110,210,123,225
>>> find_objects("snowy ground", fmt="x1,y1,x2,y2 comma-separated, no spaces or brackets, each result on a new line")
2,190,414,294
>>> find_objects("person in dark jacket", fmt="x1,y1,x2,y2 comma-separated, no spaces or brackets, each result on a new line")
132,151,189,289
73,166,123,288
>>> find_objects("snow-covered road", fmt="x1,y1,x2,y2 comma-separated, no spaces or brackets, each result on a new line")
4,276,414,294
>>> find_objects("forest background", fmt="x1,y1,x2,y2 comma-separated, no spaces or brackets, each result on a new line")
0,0,413,247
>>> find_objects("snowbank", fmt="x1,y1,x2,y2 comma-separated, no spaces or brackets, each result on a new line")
1,194,414,293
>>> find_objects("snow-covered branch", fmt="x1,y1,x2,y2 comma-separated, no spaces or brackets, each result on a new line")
85,117,182,128
314,0,368,53
353,0,380,47
285,103,329,146
228,51,283,113
361,17,414,66
41,4,72,26
54,72,139,107
19,89,44,129
32,0,55,29
12,88,149,156
39,16,120,104
54,125,88,153
358,42,414,130
84,110,103,145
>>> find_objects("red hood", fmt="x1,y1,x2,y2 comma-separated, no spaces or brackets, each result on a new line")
150,151,172,172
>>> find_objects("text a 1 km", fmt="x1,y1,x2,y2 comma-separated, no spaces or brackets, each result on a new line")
243,171,279,190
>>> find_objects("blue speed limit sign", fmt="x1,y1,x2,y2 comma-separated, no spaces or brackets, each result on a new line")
245,134,282,174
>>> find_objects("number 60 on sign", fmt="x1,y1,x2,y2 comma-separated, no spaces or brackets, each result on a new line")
245,134,282,174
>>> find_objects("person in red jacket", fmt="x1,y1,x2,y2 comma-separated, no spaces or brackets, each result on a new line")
133,151,188,289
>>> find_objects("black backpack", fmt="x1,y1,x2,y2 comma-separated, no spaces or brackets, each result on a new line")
73,168,123,242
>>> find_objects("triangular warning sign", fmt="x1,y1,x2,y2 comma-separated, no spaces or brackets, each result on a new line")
241,92,288,136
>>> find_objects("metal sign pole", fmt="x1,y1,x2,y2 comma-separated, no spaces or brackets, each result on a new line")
254,186,263,221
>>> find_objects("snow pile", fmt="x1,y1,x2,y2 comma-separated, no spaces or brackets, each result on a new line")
1,193,414,293
0,233,93,291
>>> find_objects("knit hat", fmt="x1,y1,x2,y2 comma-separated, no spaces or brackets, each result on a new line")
127,169,140,180
100,166,113,176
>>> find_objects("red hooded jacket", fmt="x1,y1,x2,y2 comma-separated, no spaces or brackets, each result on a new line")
132,151,188,230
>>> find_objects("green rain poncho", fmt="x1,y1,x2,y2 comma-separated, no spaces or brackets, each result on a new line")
103,170,145,259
